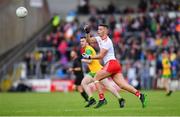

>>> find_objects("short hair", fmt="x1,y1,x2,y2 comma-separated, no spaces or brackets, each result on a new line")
99,24,109,29
80,36,86,39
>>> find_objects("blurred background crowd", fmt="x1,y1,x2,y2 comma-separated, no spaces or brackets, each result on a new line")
21,0,180,90
0,0,180,91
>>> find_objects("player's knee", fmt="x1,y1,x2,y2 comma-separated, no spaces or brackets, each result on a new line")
81,79,88,86
105,86,111,91
81,80,86,86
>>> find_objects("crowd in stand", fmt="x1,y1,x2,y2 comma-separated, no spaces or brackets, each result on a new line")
22,0,180,90
78,0,180,15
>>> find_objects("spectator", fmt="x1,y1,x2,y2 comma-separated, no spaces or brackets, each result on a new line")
127,63,137,86
140,62,151,90
107,1,116,14
78,0,89,14
138,0,148,13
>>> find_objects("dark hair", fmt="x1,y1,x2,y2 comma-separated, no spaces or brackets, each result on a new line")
99,24,109,28
80,36,86,39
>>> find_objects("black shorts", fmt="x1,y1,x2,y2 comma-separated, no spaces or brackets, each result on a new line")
74,76,84,86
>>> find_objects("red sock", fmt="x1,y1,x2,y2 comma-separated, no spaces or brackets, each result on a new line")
135,91,141,98
99,93,104,100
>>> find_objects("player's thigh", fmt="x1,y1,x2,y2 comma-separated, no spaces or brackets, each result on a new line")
81,75,94,85
100,78,112,88
94,70,111,81
101,79,117,91
112,73,126,87
161,78,166,85
164,78,170,84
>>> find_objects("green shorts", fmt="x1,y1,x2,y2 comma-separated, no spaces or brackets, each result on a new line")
161,74,171,79
86,72,96,78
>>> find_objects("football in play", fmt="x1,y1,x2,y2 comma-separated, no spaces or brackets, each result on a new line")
16,7,28,18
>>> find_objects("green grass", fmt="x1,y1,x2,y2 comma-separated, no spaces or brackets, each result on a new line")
0,90,180,116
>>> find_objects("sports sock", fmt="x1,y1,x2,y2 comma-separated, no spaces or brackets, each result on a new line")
135,91,141,98
99,93,105,100
89,96,93,99
81,91,89,101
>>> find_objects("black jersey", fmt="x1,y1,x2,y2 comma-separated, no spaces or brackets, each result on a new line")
72,57,84,85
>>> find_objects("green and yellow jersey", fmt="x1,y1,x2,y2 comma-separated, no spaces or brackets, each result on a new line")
84,45,102,77
162,57,171,78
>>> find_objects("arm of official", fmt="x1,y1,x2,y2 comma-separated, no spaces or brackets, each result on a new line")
72,67,81,71
69,67,81,72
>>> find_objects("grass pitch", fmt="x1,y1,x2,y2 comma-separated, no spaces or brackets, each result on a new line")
0,90,180,116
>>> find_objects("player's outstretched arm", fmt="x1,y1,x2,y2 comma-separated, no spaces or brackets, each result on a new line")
84,25,96,43
82,48,108,60
91,48,108,60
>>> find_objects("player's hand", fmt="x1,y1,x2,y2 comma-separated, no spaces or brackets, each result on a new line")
82,53,91,59
68,68,73,72
84,25,90,34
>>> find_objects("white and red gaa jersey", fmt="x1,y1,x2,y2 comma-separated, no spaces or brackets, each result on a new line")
95,36,116,64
